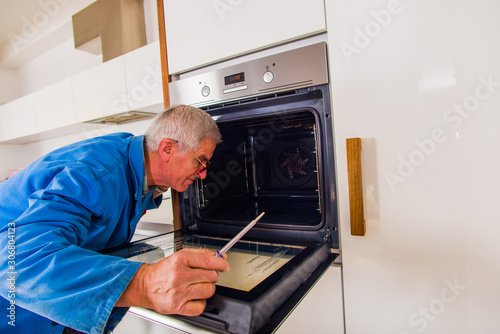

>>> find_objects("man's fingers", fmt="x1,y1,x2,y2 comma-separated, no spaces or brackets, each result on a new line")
186,282,217,301
156,282,216,316
180,248,230,272
181,267,219,285
178,299,207,316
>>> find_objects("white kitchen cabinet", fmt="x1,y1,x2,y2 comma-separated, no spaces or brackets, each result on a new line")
276,264,344,334
162,0,326,74
0,94,37,142
72,42,164,123
34,78,76,132
124,41,164,112
0,41,164,143
325,0,500,333
72,55,128,123
114,311,186,334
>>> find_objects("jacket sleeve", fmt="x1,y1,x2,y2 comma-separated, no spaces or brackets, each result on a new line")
0,166,143,334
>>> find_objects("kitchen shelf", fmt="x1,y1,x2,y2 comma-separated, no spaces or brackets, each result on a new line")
0,41,163,145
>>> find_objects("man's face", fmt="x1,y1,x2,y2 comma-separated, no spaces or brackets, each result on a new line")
165,139,216,192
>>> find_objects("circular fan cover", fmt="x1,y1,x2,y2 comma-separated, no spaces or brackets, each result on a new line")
273,141,315,186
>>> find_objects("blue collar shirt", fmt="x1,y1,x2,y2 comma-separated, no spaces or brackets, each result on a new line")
0,133,162,334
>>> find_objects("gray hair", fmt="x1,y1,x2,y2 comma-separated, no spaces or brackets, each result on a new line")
144,105,221,152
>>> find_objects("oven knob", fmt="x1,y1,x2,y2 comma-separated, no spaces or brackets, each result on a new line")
201,85,210,97
263,70,274,83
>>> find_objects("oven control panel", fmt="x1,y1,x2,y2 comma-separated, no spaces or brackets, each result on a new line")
169,42,329,108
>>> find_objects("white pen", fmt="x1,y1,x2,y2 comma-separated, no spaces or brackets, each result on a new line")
214,212,265,259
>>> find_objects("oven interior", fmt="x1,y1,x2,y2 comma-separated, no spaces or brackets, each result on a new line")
200,110,320,223
182,87,338,249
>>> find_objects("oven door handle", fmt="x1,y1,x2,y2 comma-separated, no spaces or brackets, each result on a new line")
346,138,366,236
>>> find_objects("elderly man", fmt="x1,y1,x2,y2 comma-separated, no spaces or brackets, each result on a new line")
0,105,229,334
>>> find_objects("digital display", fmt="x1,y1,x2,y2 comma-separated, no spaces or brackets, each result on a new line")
224,72,245,86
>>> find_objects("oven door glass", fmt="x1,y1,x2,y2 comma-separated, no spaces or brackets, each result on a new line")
104,230,336,334
106,231,310,298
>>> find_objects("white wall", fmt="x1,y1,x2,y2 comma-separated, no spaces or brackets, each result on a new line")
0,67,20,104
16,39,102,97
0,145,31,181
0,0,97,69
28,118,151,159
0,118,151,181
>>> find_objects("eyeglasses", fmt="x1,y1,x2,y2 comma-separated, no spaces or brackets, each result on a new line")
174,140,211,173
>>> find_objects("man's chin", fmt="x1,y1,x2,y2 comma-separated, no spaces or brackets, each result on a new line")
173,184,190,193
171,179,195,193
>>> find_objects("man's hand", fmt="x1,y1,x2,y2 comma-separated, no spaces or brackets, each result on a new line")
116,248,230,316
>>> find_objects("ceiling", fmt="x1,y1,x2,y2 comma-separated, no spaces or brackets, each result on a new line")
0,0,96,69
0,0,42,43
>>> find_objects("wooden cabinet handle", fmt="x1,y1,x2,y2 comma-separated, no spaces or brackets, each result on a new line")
346,138,366,236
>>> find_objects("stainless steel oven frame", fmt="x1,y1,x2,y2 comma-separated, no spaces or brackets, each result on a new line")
171,42,338,246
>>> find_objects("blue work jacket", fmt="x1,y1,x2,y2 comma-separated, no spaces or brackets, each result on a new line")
0,133,162,334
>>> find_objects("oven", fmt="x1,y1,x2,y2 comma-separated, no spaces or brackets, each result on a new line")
107,42,339,333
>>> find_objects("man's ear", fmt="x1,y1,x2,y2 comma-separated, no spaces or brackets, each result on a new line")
158,139,176,161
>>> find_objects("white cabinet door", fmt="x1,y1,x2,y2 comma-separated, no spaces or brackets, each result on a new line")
325,0,500,333
72,56,128,123
73,43,163,123
114,312,185,334
34,78,76,132
0,94,37,141
276,265,344,334
124,41,164,112
163,0,326,74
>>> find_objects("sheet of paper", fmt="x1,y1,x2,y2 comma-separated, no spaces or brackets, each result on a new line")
217,250,291,291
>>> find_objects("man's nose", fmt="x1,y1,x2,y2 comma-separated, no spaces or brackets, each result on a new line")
196,169,207,179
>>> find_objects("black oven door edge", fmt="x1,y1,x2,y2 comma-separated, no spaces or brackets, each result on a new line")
176,251,338,334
